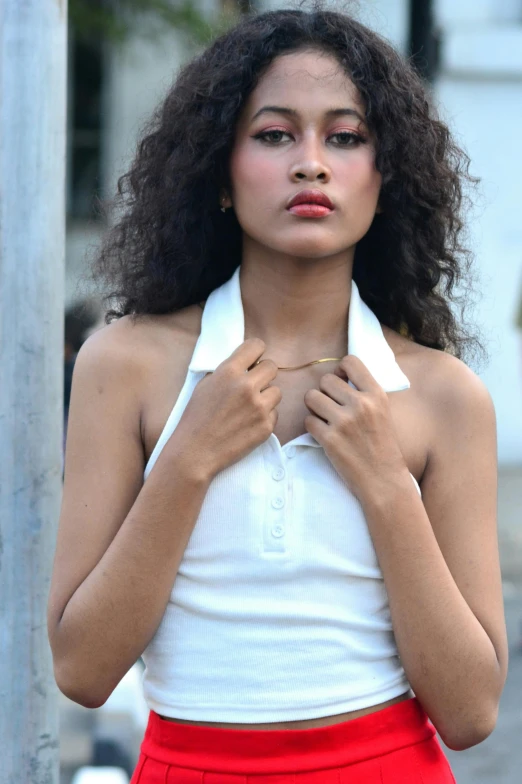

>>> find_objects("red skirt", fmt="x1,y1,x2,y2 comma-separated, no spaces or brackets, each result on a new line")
130,697,456,783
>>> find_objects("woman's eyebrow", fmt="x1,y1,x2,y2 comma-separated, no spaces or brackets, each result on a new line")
250,105,366,124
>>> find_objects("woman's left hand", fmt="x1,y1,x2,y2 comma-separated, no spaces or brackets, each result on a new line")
303,355,409,499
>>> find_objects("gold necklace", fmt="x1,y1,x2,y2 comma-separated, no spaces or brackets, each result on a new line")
197,301,343,371
252,357,343,371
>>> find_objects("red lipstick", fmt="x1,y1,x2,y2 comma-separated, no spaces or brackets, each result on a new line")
286,189,334,217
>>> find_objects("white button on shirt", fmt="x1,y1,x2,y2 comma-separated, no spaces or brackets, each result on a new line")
141,264,420,723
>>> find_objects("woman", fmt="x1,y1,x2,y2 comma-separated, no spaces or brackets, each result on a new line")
47,5,508,782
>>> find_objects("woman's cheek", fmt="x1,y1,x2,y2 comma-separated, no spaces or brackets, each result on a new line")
232,153,280,202
341,149,380,186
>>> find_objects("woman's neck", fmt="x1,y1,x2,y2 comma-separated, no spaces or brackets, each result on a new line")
239,259,353,362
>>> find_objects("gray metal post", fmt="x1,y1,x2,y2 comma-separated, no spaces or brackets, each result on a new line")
0,1,68,781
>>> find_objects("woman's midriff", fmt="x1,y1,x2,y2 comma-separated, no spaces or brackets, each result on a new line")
158,689,414,730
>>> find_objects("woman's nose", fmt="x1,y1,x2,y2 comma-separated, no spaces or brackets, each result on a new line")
290,138,331,182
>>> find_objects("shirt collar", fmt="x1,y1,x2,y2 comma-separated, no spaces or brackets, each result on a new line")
189,265,410,393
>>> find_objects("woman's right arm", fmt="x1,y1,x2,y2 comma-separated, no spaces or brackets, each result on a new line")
47,322,280,709
47,321,213,708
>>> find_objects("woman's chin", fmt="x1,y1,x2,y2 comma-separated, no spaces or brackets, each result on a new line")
272,241,348,260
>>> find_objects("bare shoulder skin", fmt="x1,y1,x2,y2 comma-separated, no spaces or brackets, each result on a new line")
379,324,452,486
130,304,204,466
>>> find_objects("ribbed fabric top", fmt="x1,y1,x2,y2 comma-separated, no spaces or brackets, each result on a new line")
141,265,418,722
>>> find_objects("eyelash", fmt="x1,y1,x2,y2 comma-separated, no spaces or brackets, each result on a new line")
252,129,367,147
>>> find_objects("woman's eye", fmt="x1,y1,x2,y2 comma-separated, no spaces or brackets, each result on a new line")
330,132,365,146
254,130,291,144
253,130,366,146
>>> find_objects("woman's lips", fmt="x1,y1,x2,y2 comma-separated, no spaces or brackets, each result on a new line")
287,204,333,217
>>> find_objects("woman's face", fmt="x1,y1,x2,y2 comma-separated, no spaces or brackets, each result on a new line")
227,48,382,260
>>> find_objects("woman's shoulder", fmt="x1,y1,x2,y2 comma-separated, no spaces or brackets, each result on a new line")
78,304,203,373
72,305,204,427
381,325,492,416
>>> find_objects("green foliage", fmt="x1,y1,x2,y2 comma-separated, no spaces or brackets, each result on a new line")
69,0,247,46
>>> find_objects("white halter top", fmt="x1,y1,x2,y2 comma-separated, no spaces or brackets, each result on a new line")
140,266,417,722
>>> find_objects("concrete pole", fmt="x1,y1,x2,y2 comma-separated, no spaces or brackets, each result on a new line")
0,1,67,782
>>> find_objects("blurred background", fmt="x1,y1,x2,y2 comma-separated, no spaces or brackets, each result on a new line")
48,0,522,781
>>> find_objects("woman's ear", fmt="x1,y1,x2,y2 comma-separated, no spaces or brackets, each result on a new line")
219,189,233,210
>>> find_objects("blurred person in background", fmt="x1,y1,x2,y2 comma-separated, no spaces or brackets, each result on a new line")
48,4,508,783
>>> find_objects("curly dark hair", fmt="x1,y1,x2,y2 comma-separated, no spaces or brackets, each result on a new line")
88,1,485,366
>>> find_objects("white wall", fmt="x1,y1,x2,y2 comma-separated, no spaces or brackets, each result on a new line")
434,1,522,465
437,0,522,26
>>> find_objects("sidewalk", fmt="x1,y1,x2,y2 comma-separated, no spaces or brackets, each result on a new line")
498,465,522,585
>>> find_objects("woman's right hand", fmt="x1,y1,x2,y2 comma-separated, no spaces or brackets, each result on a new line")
167,338,281,480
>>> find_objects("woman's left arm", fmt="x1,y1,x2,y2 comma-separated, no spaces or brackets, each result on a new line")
304,353,508,751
